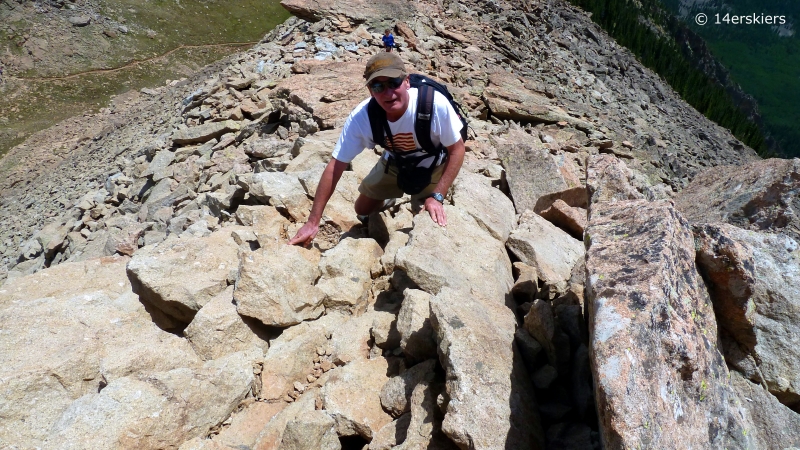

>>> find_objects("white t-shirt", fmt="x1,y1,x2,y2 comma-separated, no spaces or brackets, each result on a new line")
331,88,463,164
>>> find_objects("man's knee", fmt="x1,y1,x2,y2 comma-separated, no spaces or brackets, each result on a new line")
354,194,382,216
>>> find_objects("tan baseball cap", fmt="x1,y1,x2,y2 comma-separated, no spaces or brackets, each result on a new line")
363,52,407,83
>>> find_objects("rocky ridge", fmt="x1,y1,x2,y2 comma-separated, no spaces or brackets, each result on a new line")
1,0,798,448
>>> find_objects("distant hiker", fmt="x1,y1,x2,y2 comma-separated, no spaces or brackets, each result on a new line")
288,52,467,247
382,29,395,52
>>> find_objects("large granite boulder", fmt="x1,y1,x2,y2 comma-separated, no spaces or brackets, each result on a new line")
397,288,438,363
675,158,800,241
431,287,543,449
320,357,394,440
238,171,312,222
450,171,516,242
395,205,513,301
235,205,291,247
0,257,200,448
585,154,672,212
279,2,416,35
172,120,242,145
585,153,645,207
496,128,586,214
127,231,240,323
184,285,269,361
182,401,287,450
44,351,255,449
278,409,341,450
380,359,436,417
327,309,394,365
316,237,383,312
323,171,362,231
234,243,325,327
394,381,457,449
507,211,584,297
585,200,753,448
253,389,318,450
695,223,800,409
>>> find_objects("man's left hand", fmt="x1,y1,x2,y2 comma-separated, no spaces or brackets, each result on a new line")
421,197,446,227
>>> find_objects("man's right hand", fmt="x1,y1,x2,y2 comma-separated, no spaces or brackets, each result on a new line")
288,221,319,247
287,158,348,247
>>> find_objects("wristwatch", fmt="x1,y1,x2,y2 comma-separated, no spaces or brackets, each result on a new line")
430,192,445,203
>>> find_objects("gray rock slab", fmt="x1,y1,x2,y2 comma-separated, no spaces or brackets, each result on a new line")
586,199,754,449
586,153,645,207
317,237,383,312
729,371,800,448
380,359,436,417
695,223,800,409
238,171,311,222
676,158,800,241
253,388,318,449
320,357,394,440
68,15,91,26
397,288,437,363
431,287,543,450
483,72,594,131
278,409,341,450
142,150,176,178
172,120,242,145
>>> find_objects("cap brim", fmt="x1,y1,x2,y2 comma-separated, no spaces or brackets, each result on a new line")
365,68,406,84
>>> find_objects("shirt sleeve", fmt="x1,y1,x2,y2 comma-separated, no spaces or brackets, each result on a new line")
331,99,375,163
431,92,464,148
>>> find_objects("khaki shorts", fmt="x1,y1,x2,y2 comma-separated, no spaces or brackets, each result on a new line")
358,157,445,201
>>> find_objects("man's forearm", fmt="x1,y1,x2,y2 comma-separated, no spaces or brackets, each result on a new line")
308,158,347,224
433,140,466,195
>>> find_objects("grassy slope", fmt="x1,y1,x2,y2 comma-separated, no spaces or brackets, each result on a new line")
0,0,290,158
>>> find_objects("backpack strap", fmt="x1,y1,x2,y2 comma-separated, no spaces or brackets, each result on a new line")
367,98,396,174
367,98,387,153
414,83,436,154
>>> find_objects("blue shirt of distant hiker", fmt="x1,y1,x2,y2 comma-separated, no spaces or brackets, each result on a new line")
382,33,395,49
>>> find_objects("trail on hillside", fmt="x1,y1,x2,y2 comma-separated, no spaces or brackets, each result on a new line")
10,41,259,82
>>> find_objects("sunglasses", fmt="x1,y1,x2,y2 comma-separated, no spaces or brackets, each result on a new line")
368,77,405,93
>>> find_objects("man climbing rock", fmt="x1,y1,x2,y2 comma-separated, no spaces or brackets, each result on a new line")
288,52,466,247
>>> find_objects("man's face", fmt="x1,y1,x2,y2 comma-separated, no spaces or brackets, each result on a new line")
368,76,410,121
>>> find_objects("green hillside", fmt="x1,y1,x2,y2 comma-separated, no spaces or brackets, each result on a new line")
568,0,771,156
659,0,800,157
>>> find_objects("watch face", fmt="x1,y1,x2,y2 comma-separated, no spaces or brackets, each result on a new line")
432,193,444,203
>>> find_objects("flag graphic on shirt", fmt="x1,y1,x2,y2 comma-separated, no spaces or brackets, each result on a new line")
384,132,417,152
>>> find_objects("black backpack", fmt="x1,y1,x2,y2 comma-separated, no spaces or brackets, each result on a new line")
367,74,469,195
